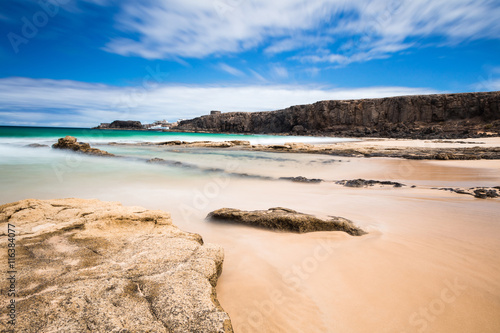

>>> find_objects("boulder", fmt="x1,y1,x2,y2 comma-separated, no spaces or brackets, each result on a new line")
207,207,366,236
52,136,114,156
0,199,233,332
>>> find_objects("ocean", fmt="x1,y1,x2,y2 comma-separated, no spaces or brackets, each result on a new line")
0,125,352,146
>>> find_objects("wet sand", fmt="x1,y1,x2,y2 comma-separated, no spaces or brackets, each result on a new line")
1,141,499,332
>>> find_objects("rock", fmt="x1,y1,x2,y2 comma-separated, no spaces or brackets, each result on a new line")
279,176,323,183
473,189,500,199
158,140,184,145
437,187,499,199
336,179,405,188
52,136,114,156
175,91,500,139
207,207,366,236
26,143,49,148
96,120,144,130
0,199,233,332
147,157,166,163
228,140,251,146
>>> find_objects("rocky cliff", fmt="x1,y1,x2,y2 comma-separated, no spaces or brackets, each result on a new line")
175,91,500,138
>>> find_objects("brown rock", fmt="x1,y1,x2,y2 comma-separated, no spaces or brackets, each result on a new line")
52,136,114,156
207,207,366,236
0,199,233,332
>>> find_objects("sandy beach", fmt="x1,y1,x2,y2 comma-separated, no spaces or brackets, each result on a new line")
1,135,499,332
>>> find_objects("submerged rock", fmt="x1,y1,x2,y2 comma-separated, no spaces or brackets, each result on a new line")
26,143,49,148
207,207,366,236
0,199,233,332
336,179,405,188
437,187,500,199
473,189,499,198
52,136,114,156
279,176,323,183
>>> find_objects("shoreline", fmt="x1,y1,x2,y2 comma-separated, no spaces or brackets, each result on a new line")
102,136,500,160
1,134,500,332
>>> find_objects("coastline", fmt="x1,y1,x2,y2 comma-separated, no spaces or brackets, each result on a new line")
1,133,499,332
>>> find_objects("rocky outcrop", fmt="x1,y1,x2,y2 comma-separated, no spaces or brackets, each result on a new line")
437,187,500,199
279,176,323,183
252,142,500,160
336,179,405,187
157,140,251,147
96,120,144,130
0,199,233,332
207,207,366,236
52,136,114,156
175,91,500,138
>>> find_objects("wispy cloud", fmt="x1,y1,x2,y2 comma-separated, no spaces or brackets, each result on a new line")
0,77,439,127
271,65,289,79
101,0,500,65
217,63,246,77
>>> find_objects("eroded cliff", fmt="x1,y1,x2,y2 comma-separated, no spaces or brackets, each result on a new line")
175,91,500,138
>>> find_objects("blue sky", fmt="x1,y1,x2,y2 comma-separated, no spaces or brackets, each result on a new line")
1,0,500,127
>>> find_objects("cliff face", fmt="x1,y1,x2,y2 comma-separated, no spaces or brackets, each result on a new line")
176,92,500,138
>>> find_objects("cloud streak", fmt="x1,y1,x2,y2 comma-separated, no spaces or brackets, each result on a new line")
0,77,440,127
101,0,500,65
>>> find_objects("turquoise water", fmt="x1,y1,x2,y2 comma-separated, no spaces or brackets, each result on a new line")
0,125,350,201
0,126,352,146
0,125,346,209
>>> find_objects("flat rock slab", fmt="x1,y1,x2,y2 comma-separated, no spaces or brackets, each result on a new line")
0,199,233,333
207,207,366,236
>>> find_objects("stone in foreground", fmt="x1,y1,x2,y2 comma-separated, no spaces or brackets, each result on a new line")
52,136,114,156
0,199,233,333
207,207,366,236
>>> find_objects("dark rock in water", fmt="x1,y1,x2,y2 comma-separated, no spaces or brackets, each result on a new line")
147,157,166,163
175,91,500,139
0,199,233,332
336,179,405,188
26,143,49,148
473,189,499,199
279,176,323,183
207,207,366,236
52,136,114,156
437,187,499,199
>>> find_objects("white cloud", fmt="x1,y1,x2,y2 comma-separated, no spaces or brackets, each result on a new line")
104,0,341,59
217,63,246,77
271,65,289,79
0,77,440,127
473,78,500,92
101,0,500,64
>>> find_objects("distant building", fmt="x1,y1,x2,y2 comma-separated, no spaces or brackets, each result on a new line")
210,110,222,115
144,119,178,130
